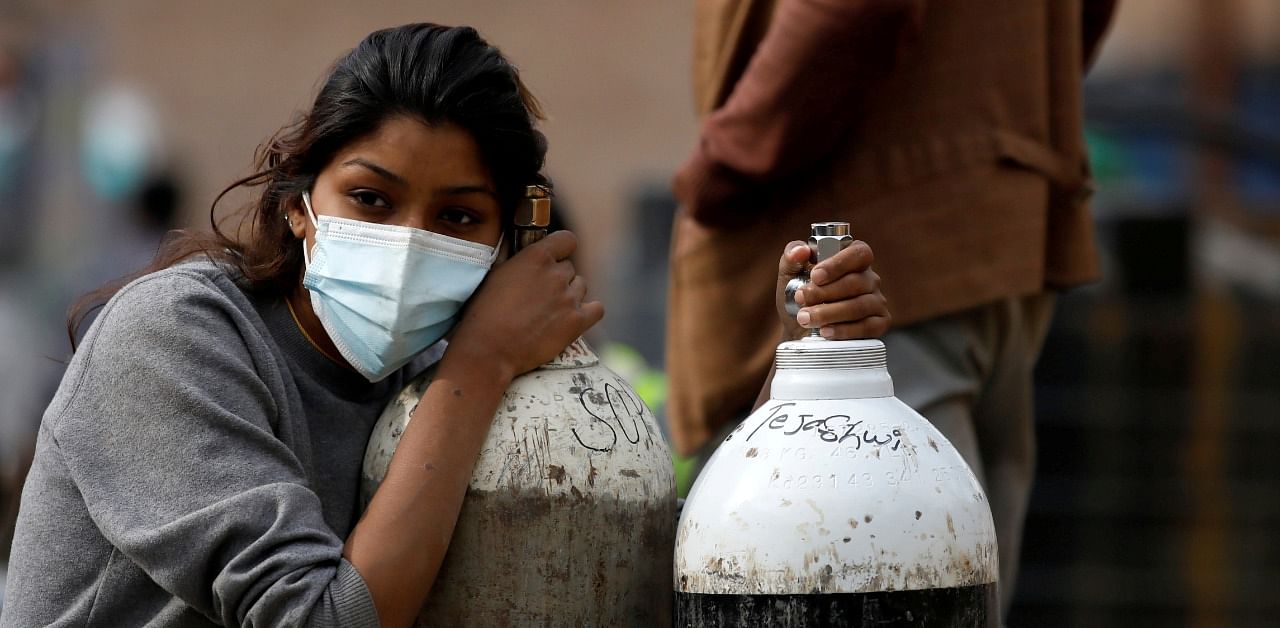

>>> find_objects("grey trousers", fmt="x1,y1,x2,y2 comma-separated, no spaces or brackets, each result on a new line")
883,293,1056,618
688,293,1055,620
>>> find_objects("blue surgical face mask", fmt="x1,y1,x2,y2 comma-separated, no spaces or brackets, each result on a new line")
300,191,500,382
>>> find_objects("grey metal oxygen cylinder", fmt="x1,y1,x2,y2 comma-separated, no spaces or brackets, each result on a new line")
361,187,676,626
674,222,999,627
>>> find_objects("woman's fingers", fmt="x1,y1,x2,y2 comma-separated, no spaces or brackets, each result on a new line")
579,299,606,328
567,276,604,333
547,258,576,286
568,275,588,305
532,229,578,262
455,229,606,373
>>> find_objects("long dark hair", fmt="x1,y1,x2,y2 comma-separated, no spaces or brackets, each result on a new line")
68,23,548,347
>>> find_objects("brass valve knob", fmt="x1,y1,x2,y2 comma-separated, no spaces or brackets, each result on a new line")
513,185,552,254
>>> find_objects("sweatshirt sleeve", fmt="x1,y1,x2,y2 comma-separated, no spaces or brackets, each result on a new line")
674,0,924,227
45,271,380,628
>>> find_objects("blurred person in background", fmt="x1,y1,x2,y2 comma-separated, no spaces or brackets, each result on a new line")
0,42,50,613
0,285,48,613
70,86,173,326
1,21,886,628
1,42,181,608
0,45,38,265
66,169,186,344
665,0,1118,619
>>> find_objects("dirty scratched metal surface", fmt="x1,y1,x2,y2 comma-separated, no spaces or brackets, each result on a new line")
676,584,997,627
364,339,676,627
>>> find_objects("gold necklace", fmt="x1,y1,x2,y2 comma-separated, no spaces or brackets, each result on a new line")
285,296,346,366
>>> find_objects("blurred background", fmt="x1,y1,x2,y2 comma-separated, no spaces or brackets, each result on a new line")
0,1,1276,626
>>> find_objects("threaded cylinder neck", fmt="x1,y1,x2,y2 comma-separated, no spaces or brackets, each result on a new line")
774,339,887,370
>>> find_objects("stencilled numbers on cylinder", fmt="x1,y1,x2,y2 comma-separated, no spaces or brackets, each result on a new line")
765,467,920,490
829,446,860,459
848,471,875,488
931,464,972,483
768,470,841,490
745,447,809,461
884,467,913,486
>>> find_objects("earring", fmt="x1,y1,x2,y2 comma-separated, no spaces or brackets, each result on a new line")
285,214,292,227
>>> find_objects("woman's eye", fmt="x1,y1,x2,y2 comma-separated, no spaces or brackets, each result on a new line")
440,207,477,225
350,190,390,208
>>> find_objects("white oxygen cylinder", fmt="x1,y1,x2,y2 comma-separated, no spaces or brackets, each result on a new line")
674,222,999,627
361,187,676,626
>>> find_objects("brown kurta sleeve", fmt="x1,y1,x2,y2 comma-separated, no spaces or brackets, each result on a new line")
1082,0,1119,68
673,0,925,227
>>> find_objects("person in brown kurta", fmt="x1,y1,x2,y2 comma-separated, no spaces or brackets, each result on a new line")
667,0,1118,617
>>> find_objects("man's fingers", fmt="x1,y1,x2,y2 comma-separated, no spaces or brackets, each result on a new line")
777,240,811,279
816,316,892,340
796,293,889,330
810,240,873,285
800,270,880,306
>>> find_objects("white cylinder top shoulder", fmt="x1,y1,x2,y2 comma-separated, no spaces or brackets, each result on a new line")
772,338,893,400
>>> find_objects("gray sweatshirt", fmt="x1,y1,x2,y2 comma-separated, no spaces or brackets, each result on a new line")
1,261,437,627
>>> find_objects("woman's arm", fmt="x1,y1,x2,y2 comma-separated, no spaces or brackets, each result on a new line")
343,231,602,628
342,348,511,628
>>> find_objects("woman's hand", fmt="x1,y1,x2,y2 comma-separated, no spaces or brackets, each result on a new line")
448,230,604,382
775,239,890,340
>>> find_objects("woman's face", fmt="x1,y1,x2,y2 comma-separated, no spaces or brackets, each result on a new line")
288,115,503,249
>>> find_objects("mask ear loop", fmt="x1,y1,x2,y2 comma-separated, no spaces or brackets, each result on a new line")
301,191,319,267
489,233,504,265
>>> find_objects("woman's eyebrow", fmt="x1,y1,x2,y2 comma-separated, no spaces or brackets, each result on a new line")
441,184,499,199
342,158,407,187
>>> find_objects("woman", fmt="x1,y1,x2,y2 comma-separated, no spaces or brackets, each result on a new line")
0,23,888,628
